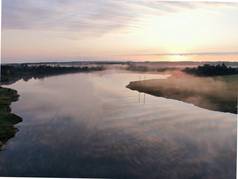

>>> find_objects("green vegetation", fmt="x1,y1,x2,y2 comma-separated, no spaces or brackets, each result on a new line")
1,64,105,84
127,74,238,114
184,63,238,76
0,87,22,149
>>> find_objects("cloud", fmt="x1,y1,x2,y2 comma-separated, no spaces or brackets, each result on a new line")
2,0,137,34
2,0,238,35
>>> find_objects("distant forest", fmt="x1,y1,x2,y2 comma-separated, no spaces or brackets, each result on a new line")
183,63,238,76
0,64,104,84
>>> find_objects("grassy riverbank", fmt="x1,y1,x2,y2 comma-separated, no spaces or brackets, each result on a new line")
127,73,238,114
0,87,22,149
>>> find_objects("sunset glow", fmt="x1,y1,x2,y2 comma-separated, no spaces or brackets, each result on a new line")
2,0,238,63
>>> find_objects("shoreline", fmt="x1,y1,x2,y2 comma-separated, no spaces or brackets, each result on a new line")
127,74,238,114
1,64,105,85
0,87,22,149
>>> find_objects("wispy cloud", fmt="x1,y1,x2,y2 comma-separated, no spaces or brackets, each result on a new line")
2,0,137,34
2,0,238,35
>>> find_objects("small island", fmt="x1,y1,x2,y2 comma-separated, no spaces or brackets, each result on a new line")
0,87,22,149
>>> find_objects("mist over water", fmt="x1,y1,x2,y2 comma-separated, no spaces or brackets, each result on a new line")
0,70,236,179
127,71,238,114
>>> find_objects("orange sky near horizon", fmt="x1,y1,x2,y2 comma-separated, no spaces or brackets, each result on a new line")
2,1,238,63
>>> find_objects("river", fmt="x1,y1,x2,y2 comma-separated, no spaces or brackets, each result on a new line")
0,70,236,179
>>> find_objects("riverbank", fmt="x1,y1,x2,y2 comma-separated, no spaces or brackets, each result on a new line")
0,87,22,149
1,64,105,85
127,73,238,114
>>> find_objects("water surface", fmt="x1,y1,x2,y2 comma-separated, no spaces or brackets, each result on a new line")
0,70,236,179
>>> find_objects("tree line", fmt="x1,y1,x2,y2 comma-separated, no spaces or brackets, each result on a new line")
1,64,104,84
183,63,238,76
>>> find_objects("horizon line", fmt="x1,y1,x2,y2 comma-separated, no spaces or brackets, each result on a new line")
1,60,238,65
128,51,238,56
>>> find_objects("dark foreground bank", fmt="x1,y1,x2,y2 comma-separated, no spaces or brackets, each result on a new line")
0,87,22,149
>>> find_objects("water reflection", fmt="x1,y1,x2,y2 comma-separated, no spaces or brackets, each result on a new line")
137,75,147,104
138,92,146,104
0,70,236,179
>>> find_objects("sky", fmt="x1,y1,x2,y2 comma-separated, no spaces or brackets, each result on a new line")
2,0,238,63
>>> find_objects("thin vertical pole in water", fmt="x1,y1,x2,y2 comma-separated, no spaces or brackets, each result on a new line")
143,75,146,104
143,93,145,104
138,75,141,103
